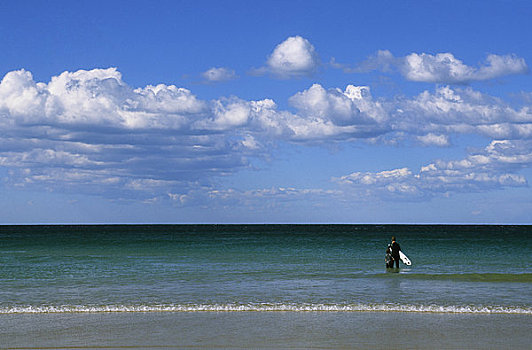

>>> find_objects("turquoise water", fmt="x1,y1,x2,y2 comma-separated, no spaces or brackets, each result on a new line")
1,225,531,314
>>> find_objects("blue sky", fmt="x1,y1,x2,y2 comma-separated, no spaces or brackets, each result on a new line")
1,0,532,223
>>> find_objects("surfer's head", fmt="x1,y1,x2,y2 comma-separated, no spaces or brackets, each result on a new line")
391,236,396,242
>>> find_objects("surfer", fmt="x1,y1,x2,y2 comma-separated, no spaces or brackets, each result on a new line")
390,236,401,268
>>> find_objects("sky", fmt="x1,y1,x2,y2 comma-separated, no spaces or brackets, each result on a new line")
1,0,532,224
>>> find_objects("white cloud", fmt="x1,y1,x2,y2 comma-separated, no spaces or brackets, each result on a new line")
286,84,389,139
2,67,532,203
335,140,531,199
0,69,49,120
259,36,319,78
290,84,362,125
401,53,474,83
201,67,237,82
396,86,532,139
401,52,528,83
1,69,389,199
417,133,450,146
205,97,252,130
0,68,209,131
0,68,252,199
340,51,528,84
132,84,207,115
476,54,529,80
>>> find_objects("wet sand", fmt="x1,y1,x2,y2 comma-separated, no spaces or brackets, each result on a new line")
2,311,531,349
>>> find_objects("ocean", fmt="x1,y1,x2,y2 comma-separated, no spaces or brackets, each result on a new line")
1,224,531,349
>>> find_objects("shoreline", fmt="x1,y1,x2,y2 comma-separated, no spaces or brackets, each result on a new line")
3,302,531,314
3,311,531,350
3,309,531,315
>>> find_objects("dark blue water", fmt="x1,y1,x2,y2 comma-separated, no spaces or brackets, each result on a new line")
1,225,530,313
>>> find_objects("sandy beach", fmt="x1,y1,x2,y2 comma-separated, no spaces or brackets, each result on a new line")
2,311,531,349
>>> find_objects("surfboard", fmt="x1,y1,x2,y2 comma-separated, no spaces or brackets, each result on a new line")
399,251,411,266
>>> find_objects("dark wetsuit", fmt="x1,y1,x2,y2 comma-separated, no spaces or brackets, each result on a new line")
390,241,401,268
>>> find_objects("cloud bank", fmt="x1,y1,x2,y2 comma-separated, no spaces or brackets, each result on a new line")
1,66,531,204
335,140,531,200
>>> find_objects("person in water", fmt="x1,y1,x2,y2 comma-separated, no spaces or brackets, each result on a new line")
390,236,401,268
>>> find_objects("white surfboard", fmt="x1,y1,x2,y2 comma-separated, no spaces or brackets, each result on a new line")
399,251,411,266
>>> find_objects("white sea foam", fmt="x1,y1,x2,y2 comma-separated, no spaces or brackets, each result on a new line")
1,303,531,314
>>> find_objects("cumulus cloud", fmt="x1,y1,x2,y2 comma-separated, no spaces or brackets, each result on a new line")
254,36,320,78
280,84,532,144
335,140,531,199
0,68,209,131
286,83,389,139
401,52,528,83
201,67,237,82
339,50,528,84
291,84,365,125
0,68,253,199
396,86,532,139
195,83,391,142
401,52,476,83
0,68,388,200
2,67,532,203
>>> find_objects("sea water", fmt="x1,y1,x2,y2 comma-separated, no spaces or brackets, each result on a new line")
1,224,530,315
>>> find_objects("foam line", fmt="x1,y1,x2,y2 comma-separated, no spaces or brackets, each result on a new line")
1,303,531,314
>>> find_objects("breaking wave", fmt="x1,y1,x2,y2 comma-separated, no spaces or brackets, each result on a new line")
2,303,531,314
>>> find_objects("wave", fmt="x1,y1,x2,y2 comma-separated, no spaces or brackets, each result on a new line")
2,303,531,314
374,272,532,283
